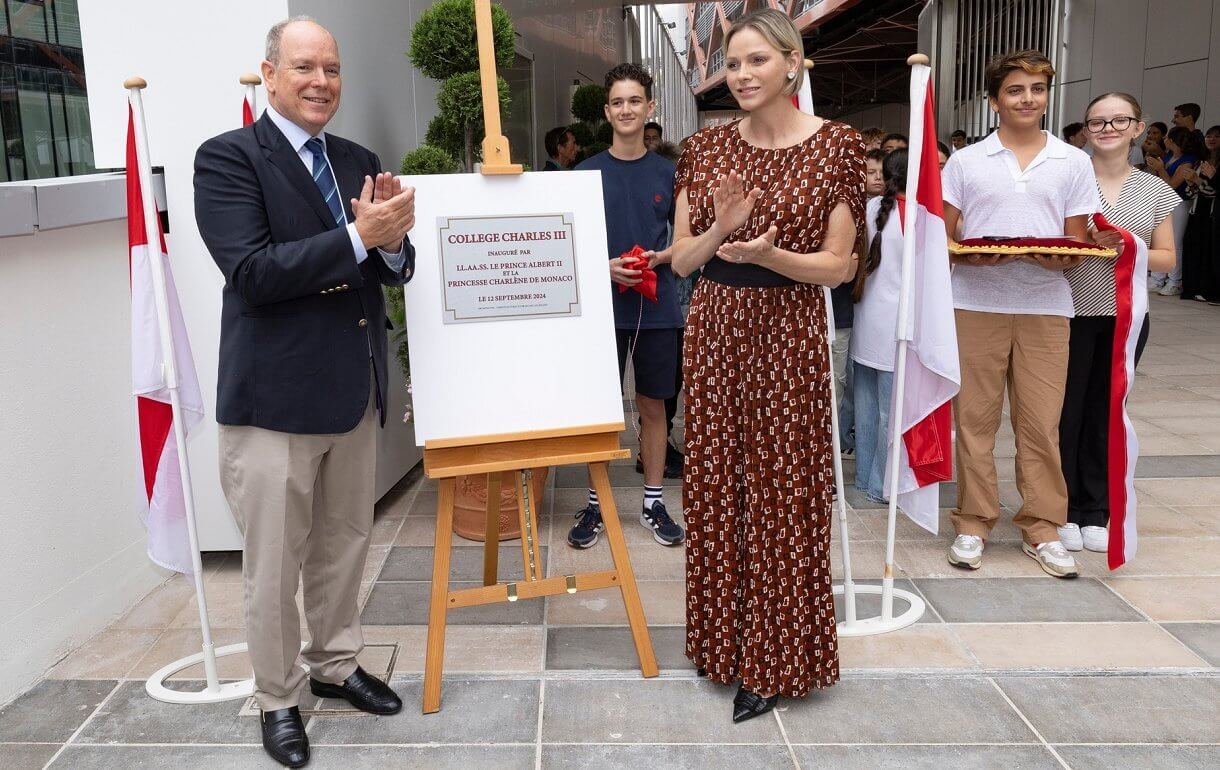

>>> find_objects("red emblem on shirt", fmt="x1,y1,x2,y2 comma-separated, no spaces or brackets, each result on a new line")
654,193,663,203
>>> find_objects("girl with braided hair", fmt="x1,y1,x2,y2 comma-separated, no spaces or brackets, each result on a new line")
850,149,907,502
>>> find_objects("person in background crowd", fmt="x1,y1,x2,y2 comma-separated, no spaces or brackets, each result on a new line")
1146,125,1203,294
941,49,1096,579
644,120,664,152
951,129,968,151
543,125,578,170
1059,92,1178,553
1142,121,1168,162
1181,125,1220,302
673,8,863,724
864,148,886,197
1173,102,1202,137
850,149,906,502
570,63,686,551
862,126,886,151
1062,121,1088,149
654,140,681,162
937,141,951,170
881,132,908,153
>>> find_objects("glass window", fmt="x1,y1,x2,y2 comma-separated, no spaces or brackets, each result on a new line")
62,71,92,174
17,65,56,178
8,1,49,43
501,51,535,170
0,65,23,180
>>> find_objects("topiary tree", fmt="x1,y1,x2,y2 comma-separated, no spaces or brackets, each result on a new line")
436,71,511,171
595,121,613,145
568,121,594,149
571,84,608,124
408,0,516,171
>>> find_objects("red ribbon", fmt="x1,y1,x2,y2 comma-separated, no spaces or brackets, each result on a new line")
616,245,658,302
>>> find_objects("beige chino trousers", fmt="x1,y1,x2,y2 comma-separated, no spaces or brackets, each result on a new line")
950,309,1070,545
219,383,377,712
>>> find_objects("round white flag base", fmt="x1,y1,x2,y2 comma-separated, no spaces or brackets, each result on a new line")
833,583,926,637
145,642,255,704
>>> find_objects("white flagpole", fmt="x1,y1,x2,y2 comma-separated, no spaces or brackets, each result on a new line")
127,77,253,705
881,54,932,621
240,72,261,117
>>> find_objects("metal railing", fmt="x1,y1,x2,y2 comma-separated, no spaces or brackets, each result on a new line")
629,5,701,143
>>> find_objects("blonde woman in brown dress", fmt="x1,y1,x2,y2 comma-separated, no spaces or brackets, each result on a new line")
672,8,865,723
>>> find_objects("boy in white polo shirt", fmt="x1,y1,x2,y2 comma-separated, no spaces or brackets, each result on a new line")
940,50,1099,578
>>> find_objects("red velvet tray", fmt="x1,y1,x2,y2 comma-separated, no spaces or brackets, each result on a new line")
950,237,1117,259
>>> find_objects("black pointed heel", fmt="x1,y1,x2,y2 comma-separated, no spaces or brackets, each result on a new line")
732,685,779,723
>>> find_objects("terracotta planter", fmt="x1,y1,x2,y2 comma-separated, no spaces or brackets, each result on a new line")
452,469,549,542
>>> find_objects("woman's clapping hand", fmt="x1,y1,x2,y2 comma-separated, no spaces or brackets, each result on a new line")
712,171,763,235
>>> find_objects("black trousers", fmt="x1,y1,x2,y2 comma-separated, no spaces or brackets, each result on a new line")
665,327,685,438
1059,314,1149,527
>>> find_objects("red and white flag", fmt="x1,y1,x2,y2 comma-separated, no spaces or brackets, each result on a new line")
242,89,255,126
884,62,960,534
127,105,204,573
1094,213,1145,569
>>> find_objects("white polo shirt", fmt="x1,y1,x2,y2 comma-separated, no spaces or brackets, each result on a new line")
941,130,1099,316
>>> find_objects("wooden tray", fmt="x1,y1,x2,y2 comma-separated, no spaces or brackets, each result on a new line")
950,237,1117,259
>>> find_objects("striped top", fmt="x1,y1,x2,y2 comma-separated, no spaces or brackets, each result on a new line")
1066,169,1180,316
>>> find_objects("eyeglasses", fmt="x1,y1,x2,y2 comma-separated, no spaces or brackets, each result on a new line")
1085,116,1137,133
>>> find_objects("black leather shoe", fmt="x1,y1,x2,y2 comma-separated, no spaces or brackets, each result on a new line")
310,666,402,715
696,667,707,677
732,685,779,723
261,706,309,767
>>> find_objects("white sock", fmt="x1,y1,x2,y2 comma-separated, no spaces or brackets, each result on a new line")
588,489,599,508
643,485,663,512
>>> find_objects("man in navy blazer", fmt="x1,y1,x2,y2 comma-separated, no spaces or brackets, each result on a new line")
194,16,413,768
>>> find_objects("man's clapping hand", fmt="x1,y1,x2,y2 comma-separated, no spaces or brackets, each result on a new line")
353,172,414,253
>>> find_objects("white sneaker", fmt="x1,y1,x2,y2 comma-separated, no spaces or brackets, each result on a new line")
1081,526,1108,552
1022,541,1079,578
1057,523,1083,551
1147,278,1165,291
948,534,984,569
1158,283,1183,296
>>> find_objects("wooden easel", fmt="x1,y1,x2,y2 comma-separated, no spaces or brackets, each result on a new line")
420,1,657,714
422,424,659,713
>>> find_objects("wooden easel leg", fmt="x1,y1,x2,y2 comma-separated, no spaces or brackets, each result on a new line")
483,472,501,586
589,461,659,678
423,477,456,714
515,471,541,582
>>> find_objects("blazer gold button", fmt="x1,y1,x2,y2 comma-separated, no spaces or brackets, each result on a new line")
358,318,368,328
341,284,349,290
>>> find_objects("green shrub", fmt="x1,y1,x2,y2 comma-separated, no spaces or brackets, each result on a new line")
595,121,613,144
568,121,594,148
400,144,460,175
571,84,607,124
408,0,514,81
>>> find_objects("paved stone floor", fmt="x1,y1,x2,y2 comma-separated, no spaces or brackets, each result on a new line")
3,295,1218,768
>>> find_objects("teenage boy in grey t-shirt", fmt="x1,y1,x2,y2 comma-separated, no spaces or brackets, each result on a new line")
940,50,1099,579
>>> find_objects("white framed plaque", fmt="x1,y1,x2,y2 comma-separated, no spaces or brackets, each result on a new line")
399,170,623,446
438,213,580,324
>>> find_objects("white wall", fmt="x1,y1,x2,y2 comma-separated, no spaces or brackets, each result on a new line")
0,220,168,707
836,103,912,135
1058,0,1220,132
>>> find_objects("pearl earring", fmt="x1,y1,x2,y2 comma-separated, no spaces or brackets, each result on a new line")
787,71,796,80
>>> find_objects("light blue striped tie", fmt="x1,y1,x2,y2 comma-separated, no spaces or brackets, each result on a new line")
305,137,345,226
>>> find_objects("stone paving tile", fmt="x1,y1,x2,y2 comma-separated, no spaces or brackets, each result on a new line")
0,680,115,743
994,675,1220,743
954,622,1207,669
896,541,1059,579
1105,537,1220,576
0,743,62,770
1162,622,1220,666
542,743,794,769
46,629,162,679
308,679,539,745
911,578,1142,623
1105,576,1220,621
542,679,783,744
361,581,545,625
53,742,536,768
833,579,939,623
1135,454,1220,477
362,625,545,673
75,681,253,744
111,579,195,630
1135,476,1220,507
553,463,681,488
378,545,549,583
127,627,250,679
544,580,686,626
1053,744,1220,770
838,625,977,670
790,744,1059,769
546,626,688,671
778,678,1034,744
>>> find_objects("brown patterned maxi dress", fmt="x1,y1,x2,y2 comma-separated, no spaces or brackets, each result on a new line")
678,119,865,698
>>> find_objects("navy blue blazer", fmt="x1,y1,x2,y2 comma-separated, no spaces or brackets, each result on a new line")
193,113,414,434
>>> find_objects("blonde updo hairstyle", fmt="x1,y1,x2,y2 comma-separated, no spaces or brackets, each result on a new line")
724,9,805,97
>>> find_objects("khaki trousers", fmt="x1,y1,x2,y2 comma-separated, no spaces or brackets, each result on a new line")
219,388,377,711
950,310,1069,545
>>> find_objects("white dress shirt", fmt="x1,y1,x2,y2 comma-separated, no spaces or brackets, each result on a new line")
264,105,407,274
